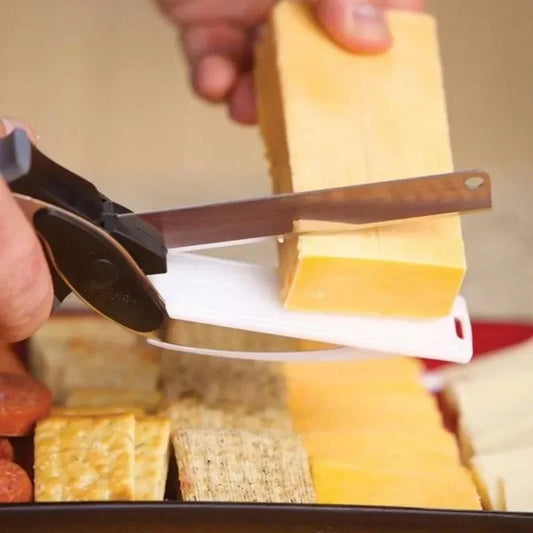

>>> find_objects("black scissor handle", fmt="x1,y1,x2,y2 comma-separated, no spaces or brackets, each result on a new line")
0,129,168,332
0,129,71,304
31,203,167,333
0,129,167,275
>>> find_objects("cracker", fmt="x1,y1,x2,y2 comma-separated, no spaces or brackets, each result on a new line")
134,417,170,500
34,414,135,501
161,352,286,410
65,388,162,413
166,397,292,432
172,429,315,502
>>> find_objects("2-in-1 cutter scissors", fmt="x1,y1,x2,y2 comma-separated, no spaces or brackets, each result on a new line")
0,129,492,363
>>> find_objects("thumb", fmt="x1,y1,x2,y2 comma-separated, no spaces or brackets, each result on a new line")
314,0,392,54
0,117,53,342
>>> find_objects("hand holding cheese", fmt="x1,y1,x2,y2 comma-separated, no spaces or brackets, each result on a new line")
157,0,424,124
0,118,53,343
256,2,465,317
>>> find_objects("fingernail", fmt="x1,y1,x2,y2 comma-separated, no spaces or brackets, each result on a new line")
349,2,390,45
0,117,14,135
315,0,391,54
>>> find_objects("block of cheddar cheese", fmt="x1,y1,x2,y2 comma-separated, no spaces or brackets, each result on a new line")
312,458,481,509
255,1,465,317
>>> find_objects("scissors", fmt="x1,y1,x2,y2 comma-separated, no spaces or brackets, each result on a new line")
0,129,492,358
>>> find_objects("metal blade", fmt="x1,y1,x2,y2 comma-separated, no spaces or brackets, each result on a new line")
119,170,491,249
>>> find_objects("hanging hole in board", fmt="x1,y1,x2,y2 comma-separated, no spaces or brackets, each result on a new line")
465,176,485,190
454,318,464,340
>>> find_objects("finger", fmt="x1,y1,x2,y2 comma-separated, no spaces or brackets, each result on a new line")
159,0,276,26
181,23,250,66
0,117,37,143
381,0,425,10
0,118,53,342
228,72,257,125
193,54,238,101
314,0,392,54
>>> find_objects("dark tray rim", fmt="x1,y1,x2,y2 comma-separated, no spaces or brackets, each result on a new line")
0,502,532,526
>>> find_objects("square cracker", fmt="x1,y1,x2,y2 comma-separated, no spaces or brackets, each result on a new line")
172,429,315,503
34,414,135,501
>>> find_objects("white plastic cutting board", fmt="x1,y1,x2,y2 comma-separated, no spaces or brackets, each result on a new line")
148,251,473,364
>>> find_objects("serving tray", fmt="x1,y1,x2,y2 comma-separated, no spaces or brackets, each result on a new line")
1,320,531,532
1,502,532,533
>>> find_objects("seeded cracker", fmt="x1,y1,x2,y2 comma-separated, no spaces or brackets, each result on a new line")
166,397,292,432
161,351,287,410
172,429,315,502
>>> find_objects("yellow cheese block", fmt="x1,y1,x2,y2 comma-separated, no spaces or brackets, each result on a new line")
255,1,465,317
302,429,460,468
287,380,427,411
290,390,443,433
283,357,423,387
312,458,481,509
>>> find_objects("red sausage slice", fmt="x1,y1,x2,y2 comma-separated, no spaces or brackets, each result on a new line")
0,438,13,461
0,460,32,502
0,373,51,436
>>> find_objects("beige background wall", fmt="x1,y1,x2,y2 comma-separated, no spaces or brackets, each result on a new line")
0,0,531,319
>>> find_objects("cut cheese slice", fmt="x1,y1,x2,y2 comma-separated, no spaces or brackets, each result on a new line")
471,447,533,510
283,357,423,387
452,373,533,460
447,372,533,424
311,458,480,509
302,429,460,467
466,411,533,457
255,1,465,318
287,379,427,409
289,390,443,433
442,338,533,385
501,470,533,512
